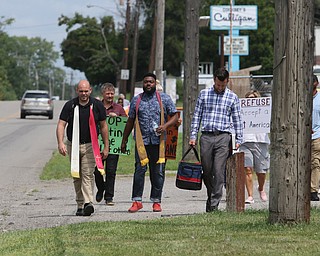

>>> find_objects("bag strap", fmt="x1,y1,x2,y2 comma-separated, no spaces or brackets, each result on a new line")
181,146,201,162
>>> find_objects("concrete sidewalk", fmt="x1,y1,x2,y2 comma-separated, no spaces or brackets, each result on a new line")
0,174,271,231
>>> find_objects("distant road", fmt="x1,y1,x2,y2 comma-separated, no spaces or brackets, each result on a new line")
0,100,65,188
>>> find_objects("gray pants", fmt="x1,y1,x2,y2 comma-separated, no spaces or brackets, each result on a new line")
200,133,231,211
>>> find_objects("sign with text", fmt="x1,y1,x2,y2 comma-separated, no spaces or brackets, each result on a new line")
240,97,271,134
99,116,132,155
121,69,130,80
219,35,249,56
210,5,258,30
165,112,180,160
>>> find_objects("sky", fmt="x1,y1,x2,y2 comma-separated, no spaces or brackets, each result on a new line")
1,0,126,80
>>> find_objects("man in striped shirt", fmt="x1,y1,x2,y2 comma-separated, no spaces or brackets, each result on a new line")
189,68,243,212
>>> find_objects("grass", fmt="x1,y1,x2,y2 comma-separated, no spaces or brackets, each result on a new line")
41,134,183,180
1,210,320,255
4,132,320,255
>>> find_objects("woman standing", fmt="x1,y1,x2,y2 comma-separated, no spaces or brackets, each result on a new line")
240,90,270,204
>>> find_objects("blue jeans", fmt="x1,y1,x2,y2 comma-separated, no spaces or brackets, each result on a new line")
132,144,165,203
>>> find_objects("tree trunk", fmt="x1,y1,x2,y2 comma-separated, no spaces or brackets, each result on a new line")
183,0,200,154
269,0,314,224
155,0,165,84
130,0,141,100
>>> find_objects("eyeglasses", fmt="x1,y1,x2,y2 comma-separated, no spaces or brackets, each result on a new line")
79,90,89,93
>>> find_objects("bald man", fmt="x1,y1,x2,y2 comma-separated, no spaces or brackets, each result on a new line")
56,80,109,216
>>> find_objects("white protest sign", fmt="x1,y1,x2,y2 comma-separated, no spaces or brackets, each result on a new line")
240,97,271,134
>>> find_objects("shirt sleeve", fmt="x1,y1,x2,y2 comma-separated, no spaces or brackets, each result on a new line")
231,96,243,144
190,92,203,140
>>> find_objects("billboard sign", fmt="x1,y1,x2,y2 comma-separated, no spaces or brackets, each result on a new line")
210,5,258,30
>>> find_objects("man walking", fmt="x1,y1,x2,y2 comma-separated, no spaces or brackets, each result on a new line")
189,68,243,212
311,74,320,201
95,83,127,206
56,80,109,216
121,73,178,213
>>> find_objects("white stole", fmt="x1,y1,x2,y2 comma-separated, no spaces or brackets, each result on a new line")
71,105,80,178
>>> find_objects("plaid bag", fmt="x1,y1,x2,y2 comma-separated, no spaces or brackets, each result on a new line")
176,146,203,190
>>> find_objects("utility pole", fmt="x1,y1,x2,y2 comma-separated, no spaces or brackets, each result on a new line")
183,0,200,154
148,8,157,72
120,0,131,96
155,0,165,84
130,0,141,100
269,0,314,224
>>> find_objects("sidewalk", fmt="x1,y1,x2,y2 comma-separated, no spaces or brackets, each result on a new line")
0,175,270,231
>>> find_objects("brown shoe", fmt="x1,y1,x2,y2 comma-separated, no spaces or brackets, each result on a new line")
128,201,143,213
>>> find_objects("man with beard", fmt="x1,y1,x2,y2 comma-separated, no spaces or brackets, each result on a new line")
121,73,178,213
94,83,127,206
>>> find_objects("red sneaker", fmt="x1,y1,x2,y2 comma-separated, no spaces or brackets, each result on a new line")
153,203,162,212
128,201,143,213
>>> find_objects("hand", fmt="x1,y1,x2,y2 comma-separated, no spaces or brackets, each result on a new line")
189,139,196,146
109,112,117,117
58,143,67,156
156,125,165,134
121,140,127,153
235,143,240,150
101,147,109,160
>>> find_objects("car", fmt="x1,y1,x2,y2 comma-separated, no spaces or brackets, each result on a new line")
20,90,54,119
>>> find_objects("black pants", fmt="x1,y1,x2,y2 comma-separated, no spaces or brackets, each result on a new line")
94,154,120,200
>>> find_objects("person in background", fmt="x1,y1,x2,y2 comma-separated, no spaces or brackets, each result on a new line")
156,79,163,92
311,75,320,201
95,83,127,206
56,80,109,216
119,93,130,107
239,90,270,204
117,97,124,107
121,73,178,213
189,68,243,212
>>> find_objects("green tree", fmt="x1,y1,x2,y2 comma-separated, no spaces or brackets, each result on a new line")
58,13,123,86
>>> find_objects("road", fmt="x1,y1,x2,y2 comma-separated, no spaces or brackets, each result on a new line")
0,100,64,188
0,100,271,232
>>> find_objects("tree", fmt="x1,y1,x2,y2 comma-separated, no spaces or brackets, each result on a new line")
58,13,123,86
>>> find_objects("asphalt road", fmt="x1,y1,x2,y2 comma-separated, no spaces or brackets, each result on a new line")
0,100,270,232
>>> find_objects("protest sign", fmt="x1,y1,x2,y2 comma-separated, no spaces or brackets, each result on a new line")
165,112,180,160
99,116,132,155
240,96,271,134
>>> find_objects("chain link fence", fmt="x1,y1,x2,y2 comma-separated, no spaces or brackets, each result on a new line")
229,75,273,98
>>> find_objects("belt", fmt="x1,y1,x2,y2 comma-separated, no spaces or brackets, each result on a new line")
80,141,91,144
202,131,229,136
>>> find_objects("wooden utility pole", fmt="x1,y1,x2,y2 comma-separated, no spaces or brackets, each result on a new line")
155,0,165,84
269,0,314,224
183,0,200,154
148,9,157,72
130,0,141,100
120,0,130,96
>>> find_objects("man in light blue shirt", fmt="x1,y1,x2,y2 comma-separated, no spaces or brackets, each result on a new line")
189,68,243,212
311,75,320,201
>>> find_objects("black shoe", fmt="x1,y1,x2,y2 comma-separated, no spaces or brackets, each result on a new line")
76,208,84,216
83,203,94,216
96,191,104,203
105,199,115,206
311,192,320,201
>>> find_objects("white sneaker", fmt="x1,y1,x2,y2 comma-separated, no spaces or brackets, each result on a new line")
245,196,254,204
